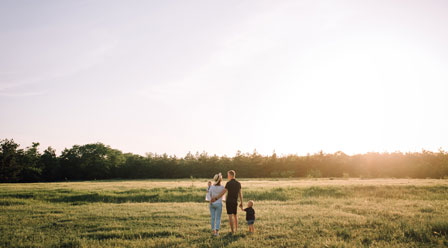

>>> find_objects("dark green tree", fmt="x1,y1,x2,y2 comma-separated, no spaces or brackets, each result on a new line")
39,147,60,181
0,139,23,182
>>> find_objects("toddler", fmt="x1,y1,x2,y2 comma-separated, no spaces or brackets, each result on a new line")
242,200,255,233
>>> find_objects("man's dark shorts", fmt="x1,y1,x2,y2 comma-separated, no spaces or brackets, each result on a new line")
226,201,238,215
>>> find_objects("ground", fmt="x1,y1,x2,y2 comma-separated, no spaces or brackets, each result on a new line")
1,178,447,247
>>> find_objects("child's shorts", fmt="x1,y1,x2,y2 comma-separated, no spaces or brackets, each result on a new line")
247,220,255,225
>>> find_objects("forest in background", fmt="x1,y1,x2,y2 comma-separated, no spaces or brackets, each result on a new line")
1,138,447,182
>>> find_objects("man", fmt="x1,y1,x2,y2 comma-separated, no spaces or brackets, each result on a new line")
211,170,243,234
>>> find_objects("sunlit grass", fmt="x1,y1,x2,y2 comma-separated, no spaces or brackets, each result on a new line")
1,178,447,247
1,178,447,191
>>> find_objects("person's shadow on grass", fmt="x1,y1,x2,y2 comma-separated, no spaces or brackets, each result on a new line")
210,232,247,246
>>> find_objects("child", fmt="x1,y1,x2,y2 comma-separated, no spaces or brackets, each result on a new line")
242,200,255,233
205,181,212,201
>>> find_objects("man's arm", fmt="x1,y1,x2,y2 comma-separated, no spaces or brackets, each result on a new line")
238,188,243,208
211,188,227,202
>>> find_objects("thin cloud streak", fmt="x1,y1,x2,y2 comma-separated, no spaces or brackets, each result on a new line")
0,41,118,97
0,90,47,97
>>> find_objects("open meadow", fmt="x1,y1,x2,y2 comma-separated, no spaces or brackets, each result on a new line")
1,178,448,247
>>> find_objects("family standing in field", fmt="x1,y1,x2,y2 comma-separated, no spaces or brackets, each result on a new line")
206,170,255,236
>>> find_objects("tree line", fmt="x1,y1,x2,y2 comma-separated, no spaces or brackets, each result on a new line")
1,138,447,183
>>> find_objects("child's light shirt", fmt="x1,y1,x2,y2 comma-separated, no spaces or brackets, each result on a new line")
207,185,225,203
205,186,211,201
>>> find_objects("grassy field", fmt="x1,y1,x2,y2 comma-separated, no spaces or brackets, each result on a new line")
1,178,447,247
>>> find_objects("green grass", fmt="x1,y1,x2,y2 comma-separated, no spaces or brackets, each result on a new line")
1,178,447,247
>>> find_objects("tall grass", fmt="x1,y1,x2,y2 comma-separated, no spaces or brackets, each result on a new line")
0,179,447,247
1,185,446,204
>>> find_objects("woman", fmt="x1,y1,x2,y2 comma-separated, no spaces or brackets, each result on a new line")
207,173,225,236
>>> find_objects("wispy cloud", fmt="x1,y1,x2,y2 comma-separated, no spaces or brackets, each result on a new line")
0,90,47,97
0,41,118,97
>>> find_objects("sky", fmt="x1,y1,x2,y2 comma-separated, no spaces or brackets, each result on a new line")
1,0,448,156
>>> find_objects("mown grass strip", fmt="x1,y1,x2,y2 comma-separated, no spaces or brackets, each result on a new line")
1,185,447,204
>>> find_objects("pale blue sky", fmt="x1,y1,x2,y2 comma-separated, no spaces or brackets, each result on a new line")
1,0,448,156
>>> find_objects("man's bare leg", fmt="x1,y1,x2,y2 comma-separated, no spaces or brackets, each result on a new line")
228,214,234,233
233,214,238,232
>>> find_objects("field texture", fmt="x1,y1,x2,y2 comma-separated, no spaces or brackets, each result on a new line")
1,178,447,247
